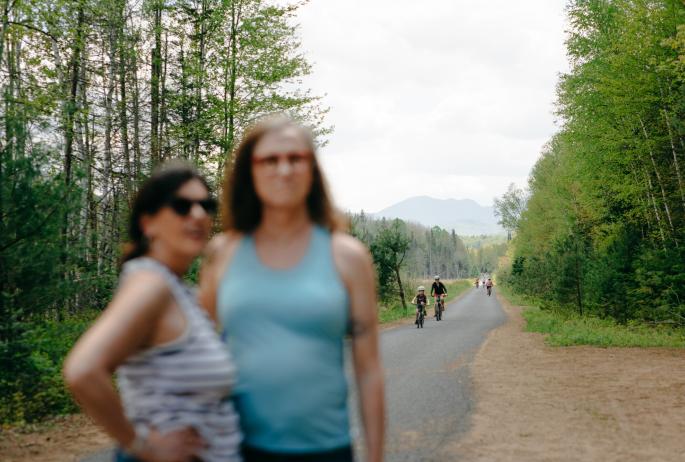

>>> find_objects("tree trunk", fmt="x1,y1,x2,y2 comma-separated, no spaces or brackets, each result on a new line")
116,0,132,205
0,0,9,74
574,235,583,316
220,0,241,176
160,31,169,159
150,0,163,166
192,0,209,163
395,267,407,312
63,3,86,187
59,3,85,317
75,39,90,272
639,116,675,235
644,169,667,250
631,166,653,240
0,0,10,345
179,46,190,158
88,112,99,273
101,34,115,271
661,109,685,211
131,41,142,183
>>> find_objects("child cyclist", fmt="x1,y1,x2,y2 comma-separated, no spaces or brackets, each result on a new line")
411,286,429,328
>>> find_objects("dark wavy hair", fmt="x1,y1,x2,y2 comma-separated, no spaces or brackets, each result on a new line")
222,116,345,233
122,161,210,264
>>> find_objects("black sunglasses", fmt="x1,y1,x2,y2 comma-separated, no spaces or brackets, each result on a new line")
167,196,218,216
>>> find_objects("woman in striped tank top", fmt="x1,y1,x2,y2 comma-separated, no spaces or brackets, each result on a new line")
64,163,242,462
199,117,385,462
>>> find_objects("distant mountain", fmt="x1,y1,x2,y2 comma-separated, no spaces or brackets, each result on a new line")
373,196,505,236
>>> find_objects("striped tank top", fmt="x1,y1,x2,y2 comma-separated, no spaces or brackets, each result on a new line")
217,226,352,452
116,257,242,462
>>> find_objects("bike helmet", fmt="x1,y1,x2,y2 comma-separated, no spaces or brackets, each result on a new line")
417,286,425,291
434,275,440,280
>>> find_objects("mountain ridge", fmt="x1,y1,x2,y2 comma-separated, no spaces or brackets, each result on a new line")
371,196,504,236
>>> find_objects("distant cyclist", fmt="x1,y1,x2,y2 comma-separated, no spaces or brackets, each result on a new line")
412,286,428,328
486,278,493,296
431,275,447,318
474,279,479,288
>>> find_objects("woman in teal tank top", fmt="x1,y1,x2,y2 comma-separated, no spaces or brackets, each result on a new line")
199,117,385,462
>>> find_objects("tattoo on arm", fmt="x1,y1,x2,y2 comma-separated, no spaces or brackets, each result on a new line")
348,318,370,338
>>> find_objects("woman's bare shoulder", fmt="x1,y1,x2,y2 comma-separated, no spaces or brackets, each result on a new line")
331,232,373,270
205,231,244,265
113,269,173,316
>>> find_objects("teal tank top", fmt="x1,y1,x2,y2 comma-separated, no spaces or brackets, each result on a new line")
217,226,351,452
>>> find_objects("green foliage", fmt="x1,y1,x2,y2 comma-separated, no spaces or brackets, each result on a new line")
352,213,505,283
500,0,685,327
523,307,685,348
0,313,97,424
499,285,685,347
369,220,411,302
351,213,508,306
0,0,328,424
493,183,527,240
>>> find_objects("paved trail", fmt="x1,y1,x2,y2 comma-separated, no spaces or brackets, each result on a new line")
364,287,505,462
83,287,504,462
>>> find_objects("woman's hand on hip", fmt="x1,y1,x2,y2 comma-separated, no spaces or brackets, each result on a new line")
136,427,207,462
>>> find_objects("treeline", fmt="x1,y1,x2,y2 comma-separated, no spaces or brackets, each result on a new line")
0,0,326,423
351,213,506,304
499,0,685,326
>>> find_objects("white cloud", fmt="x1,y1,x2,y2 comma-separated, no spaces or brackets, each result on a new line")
295,0,570,212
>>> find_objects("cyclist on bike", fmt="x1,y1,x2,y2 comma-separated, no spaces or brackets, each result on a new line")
411,286,428,328
475,278,479,288
431,275,447,318
486,278,493,296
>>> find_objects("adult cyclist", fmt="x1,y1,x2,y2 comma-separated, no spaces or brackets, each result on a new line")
431,275,447,319
486,278,494,296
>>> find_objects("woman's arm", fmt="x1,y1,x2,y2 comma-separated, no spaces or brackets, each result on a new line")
197,233,240,322
333,233,385,462
63,272,204,460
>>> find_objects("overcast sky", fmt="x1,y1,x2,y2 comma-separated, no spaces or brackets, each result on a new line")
294,0,570,212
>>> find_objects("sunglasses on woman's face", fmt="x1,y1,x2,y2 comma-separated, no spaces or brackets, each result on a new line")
167,196,218,216
252,151,312,173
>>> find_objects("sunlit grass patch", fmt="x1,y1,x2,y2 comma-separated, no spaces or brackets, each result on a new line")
498,286,685,348
522,307,685,348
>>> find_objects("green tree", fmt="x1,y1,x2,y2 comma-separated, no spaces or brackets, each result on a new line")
0,0,330,423
370,220,411,311
493,183,527,241
504,0,685,326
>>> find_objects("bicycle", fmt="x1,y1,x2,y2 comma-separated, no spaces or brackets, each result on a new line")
434,295,445,321
415,304,426,328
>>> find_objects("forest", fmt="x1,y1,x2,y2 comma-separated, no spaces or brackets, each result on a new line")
351,212,506,306
0,0,508,423
0,0,329,423
498,0,685,326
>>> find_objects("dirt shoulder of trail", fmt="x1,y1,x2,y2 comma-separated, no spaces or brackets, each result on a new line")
0,414,110,462
445,294,685,462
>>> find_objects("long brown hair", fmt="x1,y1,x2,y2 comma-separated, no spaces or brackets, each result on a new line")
222,116,345,233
